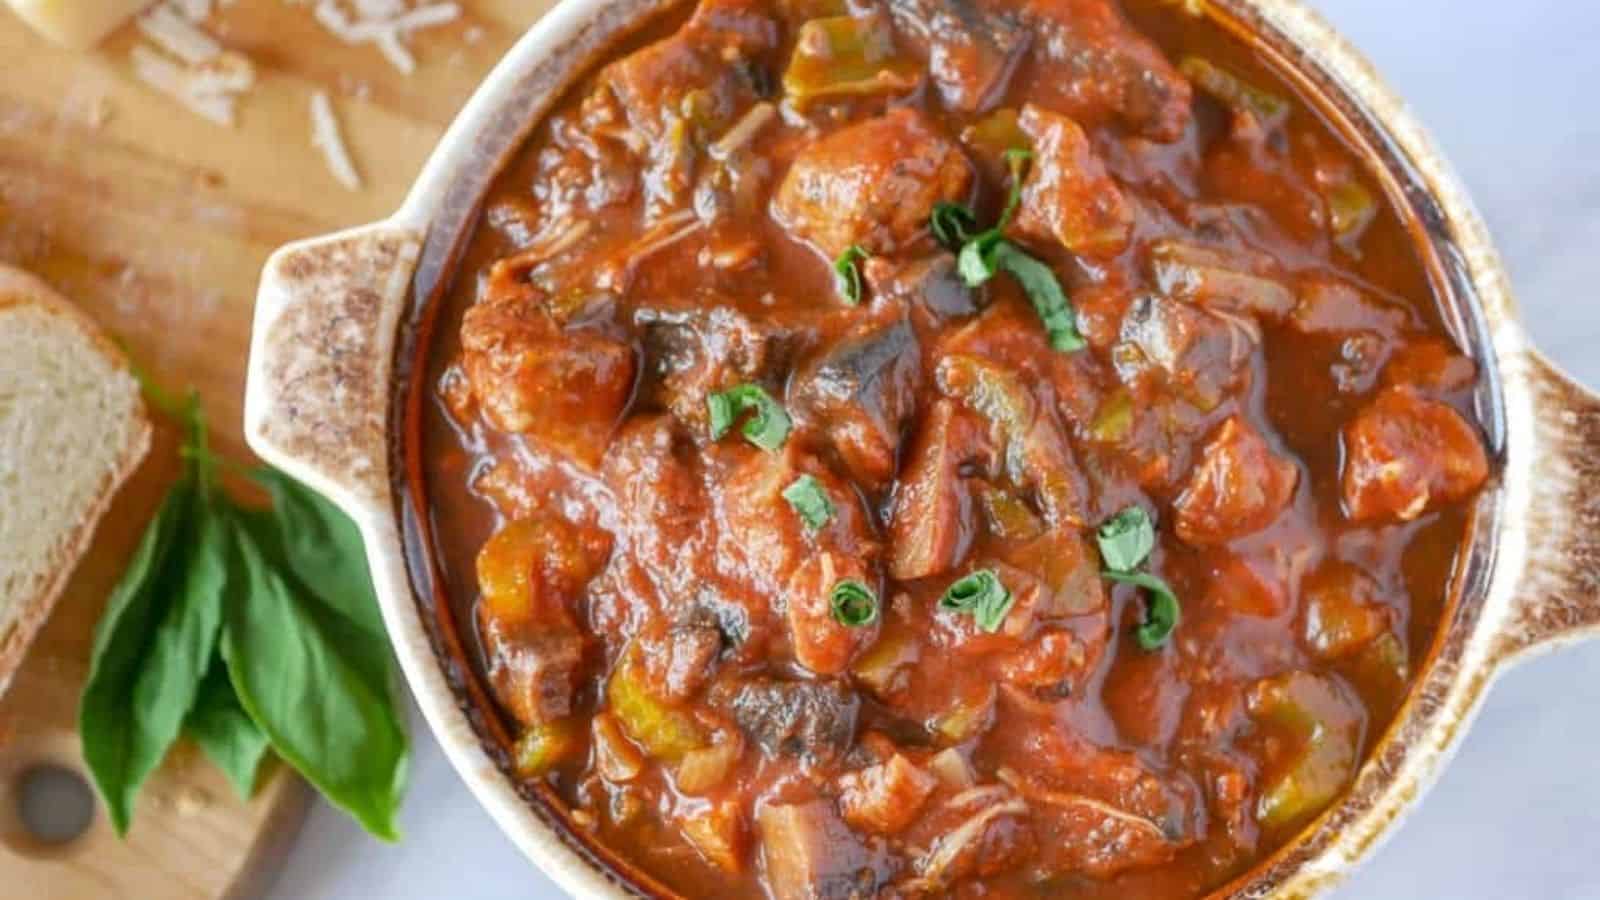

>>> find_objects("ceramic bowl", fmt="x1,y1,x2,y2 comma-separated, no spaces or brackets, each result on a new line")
242,0,1600,895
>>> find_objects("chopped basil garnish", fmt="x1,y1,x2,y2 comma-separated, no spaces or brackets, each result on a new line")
956,229,1006,285
707,384,791,451
832,244,869,305
997,245,1087,352
931,202,978,250
829,579,879,627
939,568,1015,633
1097,506,1156,572
1096,507,1179,649
1104,570,1181,650
930,150,1085,353
999,147,1032,224
782,474,835,530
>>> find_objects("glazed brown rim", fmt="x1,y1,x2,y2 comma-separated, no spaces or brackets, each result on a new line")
387,1,1509,897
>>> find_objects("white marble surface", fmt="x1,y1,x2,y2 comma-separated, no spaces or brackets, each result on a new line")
264,1,1600,897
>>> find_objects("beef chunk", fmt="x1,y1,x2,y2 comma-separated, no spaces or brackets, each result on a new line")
637,618,725,703
785,553,880,676
713,448,878,596
484,630,586,727
773,108,974,259
1341,386,1489,522
604,0,777,139
838,753,938,834
999,629,1094,696
790,318,921,486
460,294,636,466
901,788,1033,889
1008,104,1133,258
1024,782,1183,878
601,417,715,600
758,801,885,900
720,677,860,765
1174,417,1299,545
889,0,1028,112
1017,0,1192,142
636,299,797,435
600,0,779,216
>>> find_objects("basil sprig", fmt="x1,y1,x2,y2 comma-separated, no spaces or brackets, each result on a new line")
931,149,1086,352
931,202,979,250
1096,506,1156,572
832,244,869,305
939,568,1015,633
1095,506,1180,650
80,394,408,840
782,474,835,531
830,580,879,627
1104,571,1181,651
707,383,791,451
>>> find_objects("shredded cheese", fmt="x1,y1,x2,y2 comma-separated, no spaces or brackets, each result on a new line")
170,0,213,22
307,0,461,74
130,44,235,125
310,91,363,191
375,29,417,74
128,1,254,127
137,4,222,64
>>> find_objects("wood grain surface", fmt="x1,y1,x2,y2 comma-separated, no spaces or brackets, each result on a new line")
0,2,550,896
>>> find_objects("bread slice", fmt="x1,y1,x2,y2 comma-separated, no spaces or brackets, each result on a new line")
0,265,151,695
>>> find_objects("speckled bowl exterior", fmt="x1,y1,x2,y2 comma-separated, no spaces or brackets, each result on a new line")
242,1,1600,897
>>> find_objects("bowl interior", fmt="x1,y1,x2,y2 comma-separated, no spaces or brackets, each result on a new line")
386,0,1511,895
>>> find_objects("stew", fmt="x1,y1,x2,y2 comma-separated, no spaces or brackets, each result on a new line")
420,0,1493,895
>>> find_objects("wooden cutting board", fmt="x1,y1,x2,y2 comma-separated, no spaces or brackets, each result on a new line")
0,2,551,896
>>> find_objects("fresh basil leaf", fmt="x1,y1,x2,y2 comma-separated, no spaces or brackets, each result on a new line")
931,201,979,250
972,586,1016,633
80,463,230,834
999,148,1032,227
832,245,869,305
221,512,408,842
705,384,791,451
707,392,737,442
230,471,407,838
956,229,1005,287
992,242,1086,352
781,474,835,531
939,568,1014,633
1104,570,1181,650
185,658,271,801
829,580,878,627
80,476,196,836
1097,506,1156,573
247,468,388,648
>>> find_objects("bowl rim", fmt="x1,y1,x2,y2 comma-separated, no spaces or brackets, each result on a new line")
247,0,1576,896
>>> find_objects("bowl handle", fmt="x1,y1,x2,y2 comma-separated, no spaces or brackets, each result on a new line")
1497,349,1600,659
243,220,423,515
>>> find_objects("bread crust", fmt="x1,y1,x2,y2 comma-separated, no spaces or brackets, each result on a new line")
0,264,153,696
